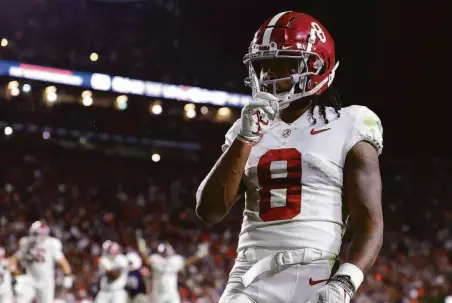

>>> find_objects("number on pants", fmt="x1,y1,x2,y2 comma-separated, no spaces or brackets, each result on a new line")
257,148,302,222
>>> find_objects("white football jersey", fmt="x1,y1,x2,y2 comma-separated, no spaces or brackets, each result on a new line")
0,259,12,294
99,254,129,291
13,274,35,300
149,254,184,300
221,105,383,255
18,236,64,286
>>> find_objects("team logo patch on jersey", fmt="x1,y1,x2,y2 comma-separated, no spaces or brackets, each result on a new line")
363,116,382,133
282,129,291,138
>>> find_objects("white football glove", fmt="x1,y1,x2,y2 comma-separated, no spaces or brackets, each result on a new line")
305,264,363,303
195,242,209,258
237,92,279,144
63,275,73,289
304,277,353,303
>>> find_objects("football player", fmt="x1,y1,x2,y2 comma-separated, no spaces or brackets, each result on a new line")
137,235,209,303
196,11,384,303
125,252,148,303
9,221,73,303
0,247,13,302
95,240,129,303
11,266,35,303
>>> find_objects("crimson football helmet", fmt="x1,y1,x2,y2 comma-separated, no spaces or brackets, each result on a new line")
244,11,339,109
29,221,50,237
157,241,175,257
102,240,121,257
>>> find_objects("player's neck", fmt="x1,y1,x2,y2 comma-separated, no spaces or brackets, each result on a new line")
279,99,312,124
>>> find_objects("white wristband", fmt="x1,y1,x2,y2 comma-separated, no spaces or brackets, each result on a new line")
334,263,364,290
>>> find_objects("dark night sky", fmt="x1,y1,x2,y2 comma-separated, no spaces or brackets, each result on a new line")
181,0,450,156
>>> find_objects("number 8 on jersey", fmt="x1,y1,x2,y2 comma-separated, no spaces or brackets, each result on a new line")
257,148,302,222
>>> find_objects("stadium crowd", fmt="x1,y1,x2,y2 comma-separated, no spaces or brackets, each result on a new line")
0,136,451,302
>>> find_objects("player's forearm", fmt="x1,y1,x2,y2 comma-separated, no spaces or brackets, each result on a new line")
184,256,201,268
345,218,383,273
139,251,151,268
7,255,19,271
58,258,72,275
196,138,252,223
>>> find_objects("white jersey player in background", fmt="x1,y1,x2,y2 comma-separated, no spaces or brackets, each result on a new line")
0,247,13,303
9,221,73,303
95,240,129,303
136,233,209,303
196,11,384,303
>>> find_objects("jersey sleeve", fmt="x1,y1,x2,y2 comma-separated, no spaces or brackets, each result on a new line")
344,106,383,156
52,238,64,261
172,255,185,271
221,119,242,152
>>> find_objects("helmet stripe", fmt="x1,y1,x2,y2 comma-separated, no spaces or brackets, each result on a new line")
262,11,292,45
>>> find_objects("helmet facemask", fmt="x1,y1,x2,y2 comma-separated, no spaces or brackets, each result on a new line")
244,42,338,110
29,221,49,242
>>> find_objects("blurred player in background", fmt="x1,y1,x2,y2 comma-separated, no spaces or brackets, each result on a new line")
8,263,34,303
95,240,129,303
136,231,209,303
125,252,148,303
196,11,384,303
9,221,73,303
0,247,13,302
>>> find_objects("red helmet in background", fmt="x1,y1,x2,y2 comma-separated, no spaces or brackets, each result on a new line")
102,240,121,257
157,241,175,257
29,221,50,237
244,11,339,109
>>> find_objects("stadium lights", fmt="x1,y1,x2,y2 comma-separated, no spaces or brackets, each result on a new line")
184,103,196,119
151,153,161,162
0,38,7,47
217,107,231,117
149,101,162,115
44,86,58,103
4,126,13,136
81,90,93,106
22,84,31,93
200,106,209,115
215,107,232,122
185,109,196,119
115,95,128,110
7,81,20,97
42,131,51,140
184,103,195,111
90,52,99,62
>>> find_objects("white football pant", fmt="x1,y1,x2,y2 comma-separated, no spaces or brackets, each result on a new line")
219,247,336,303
